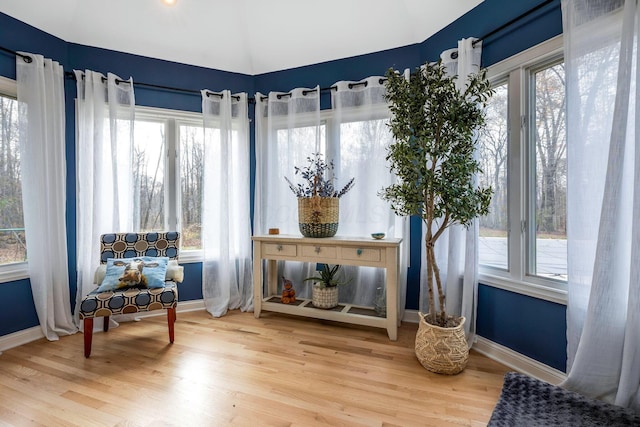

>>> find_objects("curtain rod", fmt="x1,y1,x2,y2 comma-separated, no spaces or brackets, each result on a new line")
258,78,388,102
64,70,246,101
472,0,555,47
448,0,555,60
0,46,32,63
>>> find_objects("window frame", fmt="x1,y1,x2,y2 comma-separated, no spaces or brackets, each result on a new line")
134,106,206,263
478,35,568,305
0,75,29,283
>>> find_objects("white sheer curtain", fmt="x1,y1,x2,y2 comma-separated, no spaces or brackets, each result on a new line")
16,53,76,340
254,87,322,298
331,76,409,315
419,38,483,345
74,70,135,326
562,0,640,409
201,90,253,316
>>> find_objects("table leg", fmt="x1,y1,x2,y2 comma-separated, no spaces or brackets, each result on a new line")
253,241,262,318
386,246,399,341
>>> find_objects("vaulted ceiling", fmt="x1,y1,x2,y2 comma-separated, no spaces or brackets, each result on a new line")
0,0,482,75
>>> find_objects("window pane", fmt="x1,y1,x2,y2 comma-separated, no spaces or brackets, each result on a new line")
179,125,203,250
134,121,165,232
533,63,567,280
0,95,26,265
478,83,509,270
338,118,393,232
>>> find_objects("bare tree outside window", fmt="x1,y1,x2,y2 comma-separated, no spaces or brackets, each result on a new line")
478,83,508,270
534,63,566,279
0,94,26,265
180,125,204,250
134,121,165,233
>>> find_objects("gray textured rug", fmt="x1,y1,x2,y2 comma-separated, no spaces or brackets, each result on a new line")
488,372,640,426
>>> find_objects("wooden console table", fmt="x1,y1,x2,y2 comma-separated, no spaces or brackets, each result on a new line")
252,234,402,340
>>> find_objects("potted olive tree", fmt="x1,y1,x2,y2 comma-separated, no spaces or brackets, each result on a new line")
380,60,493,374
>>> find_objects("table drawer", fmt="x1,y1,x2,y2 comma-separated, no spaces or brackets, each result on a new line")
341,247,381,262
263,243,297,257
301,244,338,259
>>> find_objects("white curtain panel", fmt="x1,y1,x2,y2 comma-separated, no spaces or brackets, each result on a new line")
419,38,483,345
201,90,253,316
562,0,640,409
74,70,135,327
331,76,409,314
16,53,77,340
254,88,321,299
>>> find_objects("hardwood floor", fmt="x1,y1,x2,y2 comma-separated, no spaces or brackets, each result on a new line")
0,310,510,426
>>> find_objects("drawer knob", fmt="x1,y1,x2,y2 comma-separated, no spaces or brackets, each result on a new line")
357,248,363,256
277,245,283,251
315,246,321,253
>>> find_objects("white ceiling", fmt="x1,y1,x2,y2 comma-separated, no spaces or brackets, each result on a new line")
0,0,483,75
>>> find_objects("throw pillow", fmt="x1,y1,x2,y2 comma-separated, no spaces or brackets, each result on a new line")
95,259,182,284
97,256,169,292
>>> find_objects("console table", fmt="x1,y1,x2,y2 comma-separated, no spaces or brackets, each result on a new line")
252,234,402,340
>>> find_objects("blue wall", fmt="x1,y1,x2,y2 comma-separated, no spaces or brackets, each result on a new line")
477,285,567,371
0,0,567,372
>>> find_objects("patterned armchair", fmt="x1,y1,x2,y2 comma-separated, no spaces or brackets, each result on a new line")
79,232,182,357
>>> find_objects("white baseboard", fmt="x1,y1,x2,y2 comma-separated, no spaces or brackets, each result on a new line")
0,300,207,353
473,336,566,385
402,309,566,385
0,326,44,353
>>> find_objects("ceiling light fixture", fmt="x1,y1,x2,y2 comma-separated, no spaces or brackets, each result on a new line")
162,0,177,6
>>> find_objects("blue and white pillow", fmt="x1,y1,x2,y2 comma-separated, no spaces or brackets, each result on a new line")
97,256,169,292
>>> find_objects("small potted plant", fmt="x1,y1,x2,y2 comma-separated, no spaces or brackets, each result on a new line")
303,264,349,308
285,153,355,238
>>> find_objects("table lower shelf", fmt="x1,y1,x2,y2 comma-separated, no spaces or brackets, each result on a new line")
260,296,389,330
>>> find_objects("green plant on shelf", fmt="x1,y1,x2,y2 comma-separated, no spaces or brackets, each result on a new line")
303,264,350,288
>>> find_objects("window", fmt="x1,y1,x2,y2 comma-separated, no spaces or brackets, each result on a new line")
133,108,211,260
477,36,567,302
179,123,204,251
134,120,166,233
0,76,28,282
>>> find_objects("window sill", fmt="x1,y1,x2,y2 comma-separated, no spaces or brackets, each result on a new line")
0,263,29,284
178,250,203,264
478,272,567,305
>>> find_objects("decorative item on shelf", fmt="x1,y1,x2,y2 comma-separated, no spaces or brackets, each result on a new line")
268,228,280,235
303,263,349,309
285,152,355,238
371,232,385,240
380,60,493,374
280,276,296,304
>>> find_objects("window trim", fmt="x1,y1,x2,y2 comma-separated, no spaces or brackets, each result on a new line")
0,75,29,283
479,35,568,305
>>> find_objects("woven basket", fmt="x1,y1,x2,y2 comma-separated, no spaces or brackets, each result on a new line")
312,285,339,309
415,312,468,375
298,197,339,238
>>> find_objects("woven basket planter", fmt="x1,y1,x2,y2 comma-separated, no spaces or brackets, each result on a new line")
312,285,339,309
298,197,339,238
415,312,468,375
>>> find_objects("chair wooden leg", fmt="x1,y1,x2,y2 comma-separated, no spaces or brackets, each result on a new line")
103,315,110,332
84,318,93,358
167,307,176,343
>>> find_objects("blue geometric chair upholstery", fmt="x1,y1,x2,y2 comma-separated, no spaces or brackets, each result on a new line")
79,232,182,357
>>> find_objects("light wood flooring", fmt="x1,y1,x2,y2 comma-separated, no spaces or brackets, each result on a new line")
0,310,511,426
